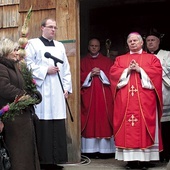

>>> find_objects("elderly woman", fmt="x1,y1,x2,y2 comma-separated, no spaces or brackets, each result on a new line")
0,38,41,170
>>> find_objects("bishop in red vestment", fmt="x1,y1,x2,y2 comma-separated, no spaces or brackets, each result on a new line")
109,32,163,169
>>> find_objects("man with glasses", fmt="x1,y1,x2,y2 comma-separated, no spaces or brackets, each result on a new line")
25,18,72,170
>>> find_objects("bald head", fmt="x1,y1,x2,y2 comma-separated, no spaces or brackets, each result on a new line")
88,38,100,56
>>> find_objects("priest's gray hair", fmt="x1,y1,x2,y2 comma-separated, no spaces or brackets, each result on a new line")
127,32,143,43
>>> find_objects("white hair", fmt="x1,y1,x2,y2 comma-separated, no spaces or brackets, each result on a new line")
127,32,143,43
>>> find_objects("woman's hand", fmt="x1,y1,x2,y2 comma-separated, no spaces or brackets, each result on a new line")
0,121,4,133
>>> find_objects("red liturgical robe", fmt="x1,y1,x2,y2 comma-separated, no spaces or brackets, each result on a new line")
110,51,163,150
81,53,113,138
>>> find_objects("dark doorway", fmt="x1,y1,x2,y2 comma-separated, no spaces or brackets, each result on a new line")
80,0,170,57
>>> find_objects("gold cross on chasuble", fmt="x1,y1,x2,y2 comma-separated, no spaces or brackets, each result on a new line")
128,114,138,126
129,85,138,96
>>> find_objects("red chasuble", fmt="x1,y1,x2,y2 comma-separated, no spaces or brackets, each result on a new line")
81,53,113,138
109,51,163,150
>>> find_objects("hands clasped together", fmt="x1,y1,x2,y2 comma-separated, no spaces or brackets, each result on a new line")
91,67,100,77
128,59,140,73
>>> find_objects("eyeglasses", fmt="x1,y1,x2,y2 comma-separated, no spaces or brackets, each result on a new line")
44,25,57,30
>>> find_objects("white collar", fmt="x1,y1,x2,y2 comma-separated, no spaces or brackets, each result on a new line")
130,49,143,54
90,52,99,58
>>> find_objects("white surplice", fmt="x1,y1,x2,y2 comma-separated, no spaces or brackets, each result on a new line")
25,38,72,120
156,50,170,122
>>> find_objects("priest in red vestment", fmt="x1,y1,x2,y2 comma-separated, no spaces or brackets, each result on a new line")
81,38,115,158
109,32,163,169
